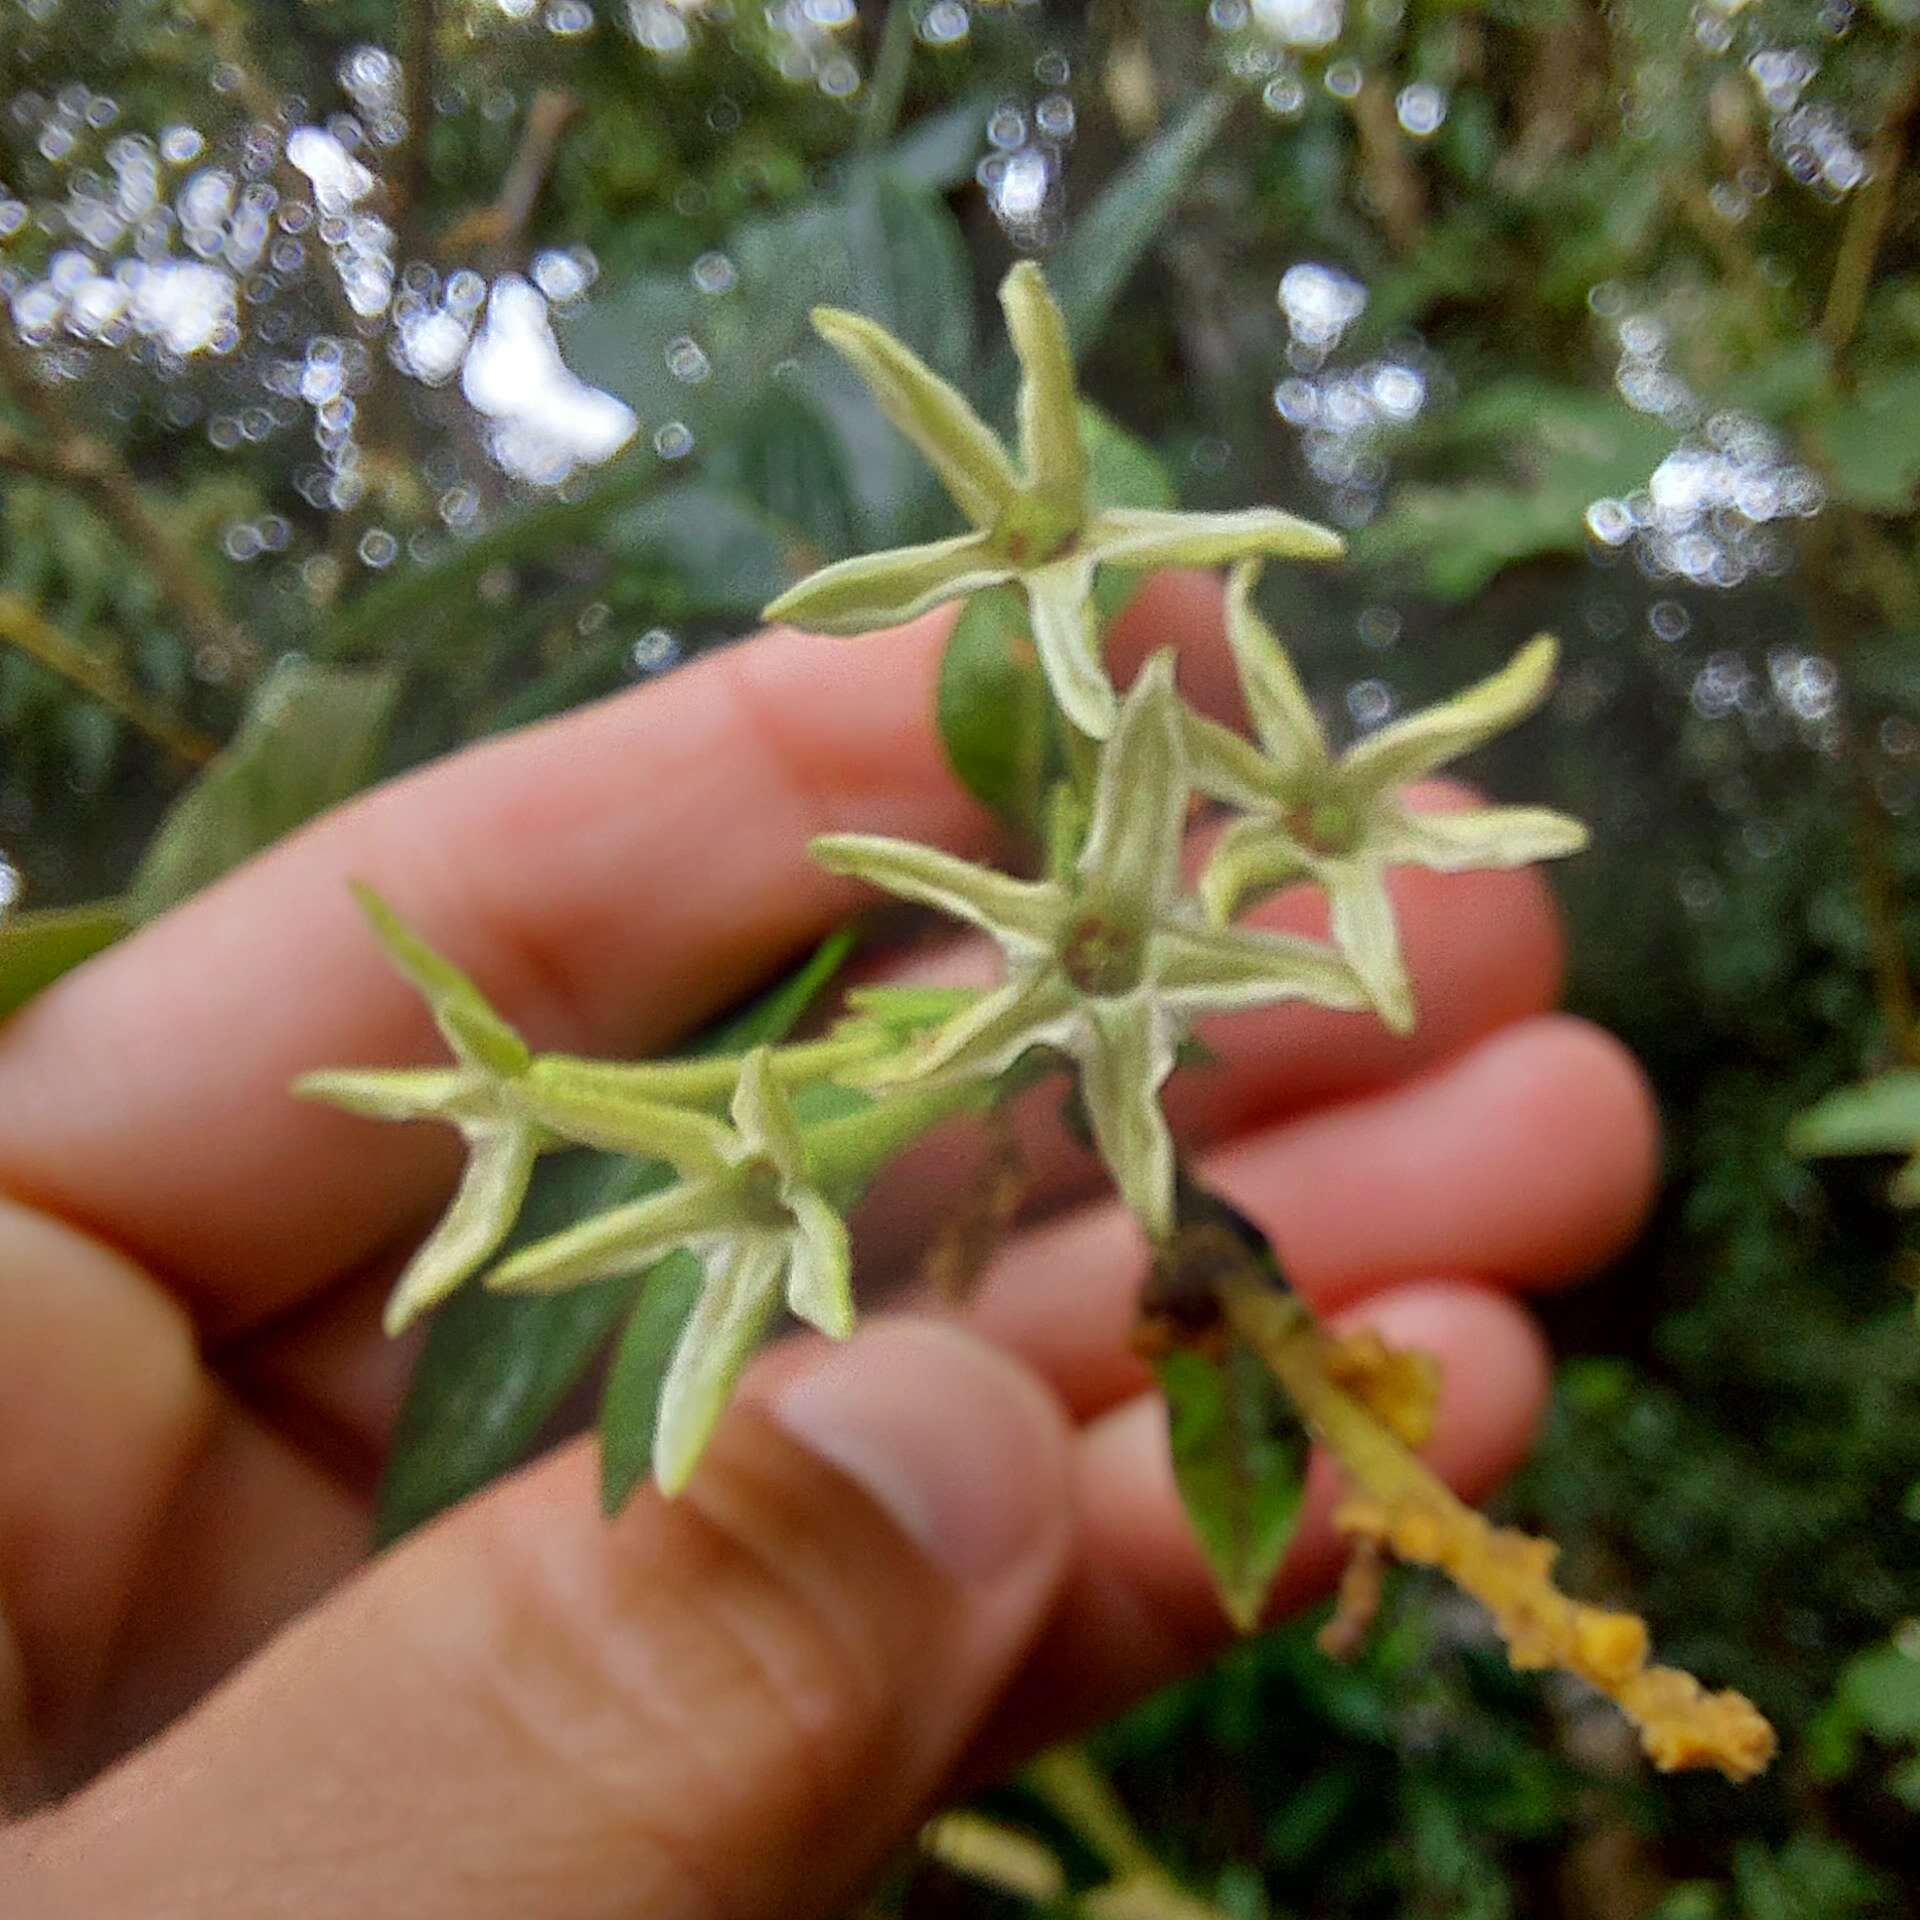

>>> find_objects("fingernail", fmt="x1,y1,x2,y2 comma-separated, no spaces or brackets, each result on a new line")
771,1320,1063,1584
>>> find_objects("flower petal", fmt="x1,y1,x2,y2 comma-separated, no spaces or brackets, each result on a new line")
487,1172,742,1295
351,882,530,1079
730,1046,807,1184
1223,559,1330,778
811,305,1022,526
784,1188,855,1337
1342,635,1558,793
1083,505,1345,571
1371,802,1590,872
810,833,1064,953
1152,919,1369,1016
1195,815,1316,926
1183,711,1283,813
653,1236,789,1495
384,1124,539,1334
1077,993,1179,1239
1001,261,1088,517
293,1065,481,1121
1325,861,1415,1033
515,1059,738,1172
1077,651,1188,920
913,969,1080,1083
762,532,1011,636
1025,556,1118,740
1788,1071,1920,1159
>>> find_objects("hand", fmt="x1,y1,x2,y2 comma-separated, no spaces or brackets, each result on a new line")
0,573,1656,1918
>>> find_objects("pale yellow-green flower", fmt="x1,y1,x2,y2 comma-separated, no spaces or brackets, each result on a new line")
812,654,1369,1240
762,262,1344,740
295,884,551,1336
489,1048,854,1494
1788,1069,1920,1206
1190,564,1588,1033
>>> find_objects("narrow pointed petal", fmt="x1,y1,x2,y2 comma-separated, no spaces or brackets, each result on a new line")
1325,862,1415,1034
1788,1071,1920,1159
811,306,1022,526
293,1065,478,1121
762,533,1010,636
730,1046,807,1183
488,1173,742,1295
785,1189,855,1337
1195,815,1316,926
1343,635,1559,793
1001,261,1088,514
383,1125,539,1334
653,1238,788,1495
1153,919,1369,1016
1025,556,1118,740
1371,802,1590,873
1083,505,1345,571
1077,652,1188,920
913,969,1079,1083
1183,711,1284,813
351,882,530,1078
1078,994,1179,1240
811,833,1064,952
1223,559,1331,777
516,1059,738,1172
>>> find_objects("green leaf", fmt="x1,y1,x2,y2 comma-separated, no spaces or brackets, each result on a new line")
1359,384,1675,601
725,385,861,563
936,583,1054,834
598,1251,703,1515
1081,404,1178,517
603,482,794,618
1032,93,1231,359
374,929,856,1544
0,900,129,1021
1154,1335,1309,1633
846,172,974,381
321,452,657,658
1813,368,1920,514
129,661,398,921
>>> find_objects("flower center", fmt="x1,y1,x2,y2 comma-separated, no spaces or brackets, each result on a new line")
991,490,1082,568
1288,795,1362,858
1061,911,1147,998
737,1156,791,1228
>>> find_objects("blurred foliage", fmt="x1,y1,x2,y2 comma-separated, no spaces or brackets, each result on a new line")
8,0,1920,1913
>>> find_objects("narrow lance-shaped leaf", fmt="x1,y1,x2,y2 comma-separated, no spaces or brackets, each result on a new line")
1156,1337,1310,1634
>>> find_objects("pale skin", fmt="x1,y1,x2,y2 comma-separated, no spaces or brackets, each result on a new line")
0,571,1658,1917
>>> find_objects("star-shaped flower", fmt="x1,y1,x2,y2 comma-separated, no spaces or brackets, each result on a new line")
489,1048,854,1494
761,262,1344,739
1190,563,1589,1033
811,654,1369,1240
296,884,550,1336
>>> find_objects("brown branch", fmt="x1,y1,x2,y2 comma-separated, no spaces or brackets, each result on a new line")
1349,77,1427,257
0,330,255,672
1820,48,1920,367
0,592,218,767
392,0,440,248
438,90,581,269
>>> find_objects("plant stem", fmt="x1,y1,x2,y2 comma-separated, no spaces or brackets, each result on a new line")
0,331,255,673
394,0,440,244
535,1029,893,1107
1349,76,1427,257
438,90,581,268
1024,1748,1160,1882
0,592,218,767
1819,48,1920,366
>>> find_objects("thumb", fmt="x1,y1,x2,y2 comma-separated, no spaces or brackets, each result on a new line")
9,1320,1074,1920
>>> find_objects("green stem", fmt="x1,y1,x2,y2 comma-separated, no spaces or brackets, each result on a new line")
805,1077,992,1199
537,1029,891,1108
1819,48,1920,367
1024,1748,1160,1882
